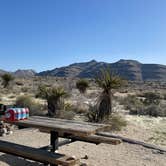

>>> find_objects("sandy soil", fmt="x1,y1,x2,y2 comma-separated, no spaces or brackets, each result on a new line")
0,128,165,166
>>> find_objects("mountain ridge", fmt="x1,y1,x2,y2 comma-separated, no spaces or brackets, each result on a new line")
0,60,166,81
37,59,166,81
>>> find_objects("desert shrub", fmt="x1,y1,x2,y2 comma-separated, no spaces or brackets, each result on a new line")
86,105,127,131
8,95,16,99
76,79,89,93
121,94,166,117
56,110,75,120
1,73,14,88
146,104,166,117
21,87,29,92
108,114,127,131
36,85,67,117
15,95,44,116
120,95,143,111
95,68,125,121
15,81,24,86
141,92,161,105
86,104,98,122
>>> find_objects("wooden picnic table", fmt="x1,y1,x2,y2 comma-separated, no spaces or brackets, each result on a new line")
3,116,121,166
6,116,110,137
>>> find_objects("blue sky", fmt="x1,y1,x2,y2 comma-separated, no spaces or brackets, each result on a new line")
0,0,166,72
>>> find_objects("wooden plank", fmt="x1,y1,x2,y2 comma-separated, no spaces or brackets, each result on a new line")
31,116,108,128
5,116,110,137
97,132,166,153
30,116,109,132
0,140,78,166
40,129,122,145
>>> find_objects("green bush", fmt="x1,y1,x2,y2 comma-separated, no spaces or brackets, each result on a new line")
143,104,166,117
142,92,161,105
76,79,89,93
86,105,127,131
120,94,166,117
119,95,144,112
15,95,44,116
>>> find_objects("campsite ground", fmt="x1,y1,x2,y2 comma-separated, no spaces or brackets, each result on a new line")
0,128,165,166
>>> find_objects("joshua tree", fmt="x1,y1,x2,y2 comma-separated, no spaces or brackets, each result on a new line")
1,73,14,88
95,68,124,122
36,85,67,117
76,79,89,94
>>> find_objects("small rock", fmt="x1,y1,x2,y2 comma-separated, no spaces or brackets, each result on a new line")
80,163,88,166
81,155,88,160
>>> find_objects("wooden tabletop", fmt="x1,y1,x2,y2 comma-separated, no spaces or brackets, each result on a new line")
5,116,110,137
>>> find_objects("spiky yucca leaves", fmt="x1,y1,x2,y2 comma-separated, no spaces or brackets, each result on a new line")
96,69,122,93
1,73,14,88
36,85,67,117
95,68,124,122
76,79,89,94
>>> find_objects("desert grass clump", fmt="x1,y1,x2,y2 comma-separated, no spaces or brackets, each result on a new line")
76,79,89,94
108,113,127,131
15,95,44,116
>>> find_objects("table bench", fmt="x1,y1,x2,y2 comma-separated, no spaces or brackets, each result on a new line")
2,116,121,166
0,139,78,166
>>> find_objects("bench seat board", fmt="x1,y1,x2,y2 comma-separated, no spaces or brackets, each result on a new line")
0,140,78,166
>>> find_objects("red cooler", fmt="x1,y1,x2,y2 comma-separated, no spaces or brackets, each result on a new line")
5,108,20,121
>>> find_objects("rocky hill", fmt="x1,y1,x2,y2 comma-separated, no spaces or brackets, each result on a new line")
1,60,166,81
0,69,36,77
13,69,36,77
38,59,166,81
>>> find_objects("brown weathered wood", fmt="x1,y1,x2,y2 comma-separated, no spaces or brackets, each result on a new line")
40,128,121,145
97,132,166,153
0,140,79,166
31,116,108,128
5,116,110,137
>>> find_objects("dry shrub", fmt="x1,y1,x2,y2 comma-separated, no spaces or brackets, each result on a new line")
56,110,75,120
15,95,45,116
120,94,166,117
86,105,127,131
108,113,127,131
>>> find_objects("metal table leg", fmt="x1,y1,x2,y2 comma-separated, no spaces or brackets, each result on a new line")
50,131,59,166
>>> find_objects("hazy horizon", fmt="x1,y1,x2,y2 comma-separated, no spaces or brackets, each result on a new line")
0,0,166,72
1,58,166,73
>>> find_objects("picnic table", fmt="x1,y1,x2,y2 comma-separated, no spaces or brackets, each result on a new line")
1,116,122,166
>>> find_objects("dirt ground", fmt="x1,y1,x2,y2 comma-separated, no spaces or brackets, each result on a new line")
0,128,165,166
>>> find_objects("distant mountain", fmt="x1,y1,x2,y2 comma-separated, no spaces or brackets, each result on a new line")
13,69,36,77
38,59,166,81
0,69,36,77
0,69,8,75
1,60,166,81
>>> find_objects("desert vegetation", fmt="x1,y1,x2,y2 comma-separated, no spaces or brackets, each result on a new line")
0,71,166,138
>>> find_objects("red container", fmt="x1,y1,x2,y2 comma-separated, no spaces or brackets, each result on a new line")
5,108,19,121
5,108,29,121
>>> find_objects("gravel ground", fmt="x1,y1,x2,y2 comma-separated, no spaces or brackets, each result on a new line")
0,129,165,166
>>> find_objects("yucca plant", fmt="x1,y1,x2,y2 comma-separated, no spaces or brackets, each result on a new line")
36,85,67,117
76,79,89,94
95,68,124,122
1,73,14,88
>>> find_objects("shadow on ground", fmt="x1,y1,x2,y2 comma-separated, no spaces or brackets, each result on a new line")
0,154,43,166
